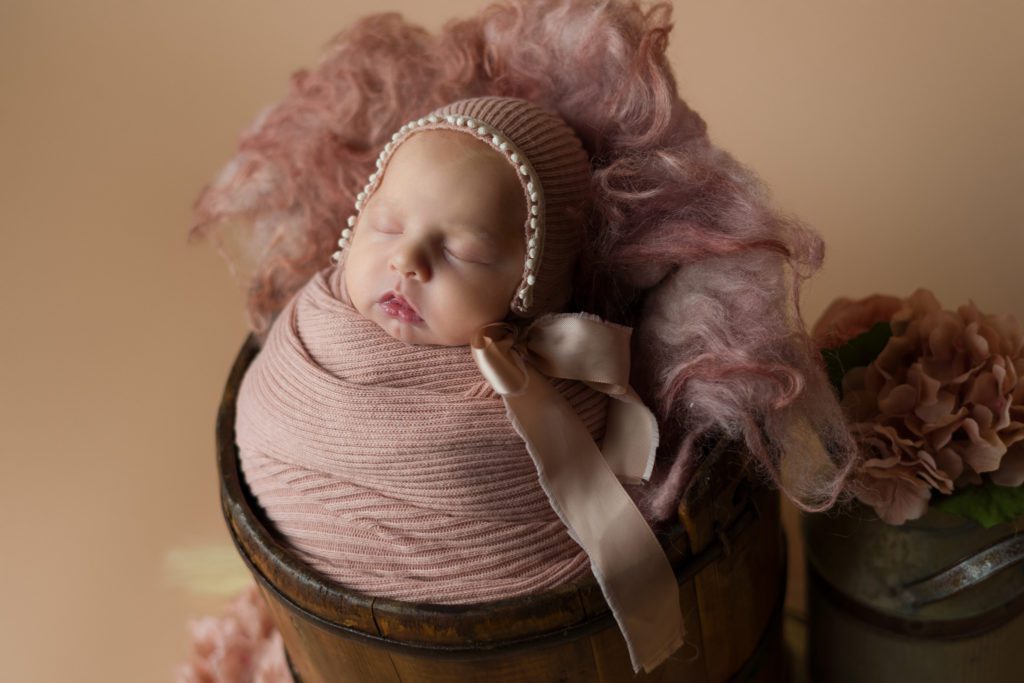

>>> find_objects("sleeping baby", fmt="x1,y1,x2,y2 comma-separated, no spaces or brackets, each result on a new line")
234,96,684,674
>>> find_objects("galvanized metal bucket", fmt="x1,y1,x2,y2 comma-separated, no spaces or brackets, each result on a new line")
803,502,1024,682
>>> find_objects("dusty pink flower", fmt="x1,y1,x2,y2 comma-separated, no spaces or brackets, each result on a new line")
845,422,954,524
812,293,904,349
175,582,293,683
816,289,1024,524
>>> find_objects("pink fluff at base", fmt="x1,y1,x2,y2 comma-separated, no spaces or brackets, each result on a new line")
175,582,293,683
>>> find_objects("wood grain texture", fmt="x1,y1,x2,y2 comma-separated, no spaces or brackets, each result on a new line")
693,486,783,682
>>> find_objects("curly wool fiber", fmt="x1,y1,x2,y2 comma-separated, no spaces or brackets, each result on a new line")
189,0,857,521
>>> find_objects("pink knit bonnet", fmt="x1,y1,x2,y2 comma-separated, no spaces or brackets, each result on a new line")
330,96,593,317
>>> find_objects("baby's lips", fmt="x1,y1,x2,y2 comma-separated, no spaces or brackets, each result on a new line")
379,292,424,323
380,291,410,310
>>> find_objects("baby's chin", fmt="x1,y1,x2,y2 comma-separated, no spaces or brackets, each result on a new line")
381,320,427,345
355,294,483,347
377,316,476,347
371,309,448,346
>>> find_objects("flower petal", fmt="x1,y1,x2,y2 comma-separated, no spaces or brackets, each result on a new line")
991,442,1024,487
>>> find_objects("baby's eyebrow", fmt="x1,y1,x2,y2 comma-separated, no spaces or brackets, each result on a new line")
373,197,401,215
373,197,510,246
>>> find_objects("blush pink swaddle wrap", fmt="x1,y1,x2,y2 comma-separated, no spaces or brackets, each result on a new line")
236,264,607,602
236,264,685,673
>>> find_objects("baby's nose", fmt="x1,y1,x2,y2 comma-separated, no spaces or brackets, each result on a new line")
389,245,430,280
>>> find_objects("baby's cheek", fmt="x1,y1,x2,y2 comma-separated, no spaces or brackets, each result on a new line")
472,291,511,328
433,296,476,341
344,265,374,316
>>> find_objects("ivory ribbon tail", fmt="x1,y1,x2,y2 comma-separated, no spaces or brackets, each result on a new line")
504,366,684,674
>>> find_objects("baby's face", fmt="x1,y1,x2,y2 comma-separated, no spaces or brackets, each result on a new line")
342,130,527,346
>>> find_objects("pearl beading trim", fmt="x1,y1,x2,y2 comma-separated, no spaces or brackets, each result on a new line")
330,112,546,312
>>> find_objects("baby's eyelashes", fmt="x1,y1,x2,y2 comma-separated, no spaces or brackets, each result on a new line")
368,215,497,266
444,244,496,266
372,222,403,234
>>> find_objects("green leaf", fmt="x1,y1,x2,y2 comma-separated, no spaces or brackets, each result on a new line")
820,321,893,398
934,479,1024,528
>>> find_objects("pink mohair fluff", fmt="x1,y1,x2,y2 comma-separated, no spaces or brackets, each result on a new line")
175,583,293,683
189,0,858,522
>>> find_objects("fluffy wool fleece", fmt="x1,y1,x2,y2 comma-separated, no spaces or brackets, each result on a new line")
175,583,292,683
189,0,858,520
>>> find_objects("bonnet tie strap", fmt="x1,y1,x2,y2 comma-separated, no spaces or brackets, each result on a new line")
470,314,684,674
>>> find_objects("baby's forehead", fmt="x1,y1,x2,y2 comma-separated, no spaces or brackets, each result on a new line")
388,129,517,178
369,130,529,238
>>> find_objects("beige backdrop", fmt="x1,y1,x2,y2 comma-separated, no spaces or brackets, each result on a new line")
1,1,1021,681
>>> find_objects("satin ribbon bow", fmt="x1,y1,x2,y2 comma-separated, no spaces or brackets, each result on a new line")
470,314,684,674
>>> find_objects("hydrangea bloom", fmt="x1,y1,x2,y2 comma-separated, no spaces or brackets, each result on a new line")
813,289,1024,524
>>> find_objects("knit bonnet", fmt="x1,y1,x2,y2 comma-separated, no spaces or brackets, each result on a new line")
331,96,593,317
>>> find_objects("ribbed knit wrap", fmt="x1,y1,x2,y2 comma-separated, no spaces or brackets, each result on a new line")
235,264,608,603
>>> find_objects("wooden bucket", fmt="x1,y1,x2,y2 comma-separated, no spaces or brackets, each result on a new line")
804,502,1024,682
217,335,787,682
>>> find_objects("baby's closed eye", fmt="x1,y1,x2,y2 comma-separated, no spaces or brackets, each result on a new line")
372,220,403,234
444,242,494,265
